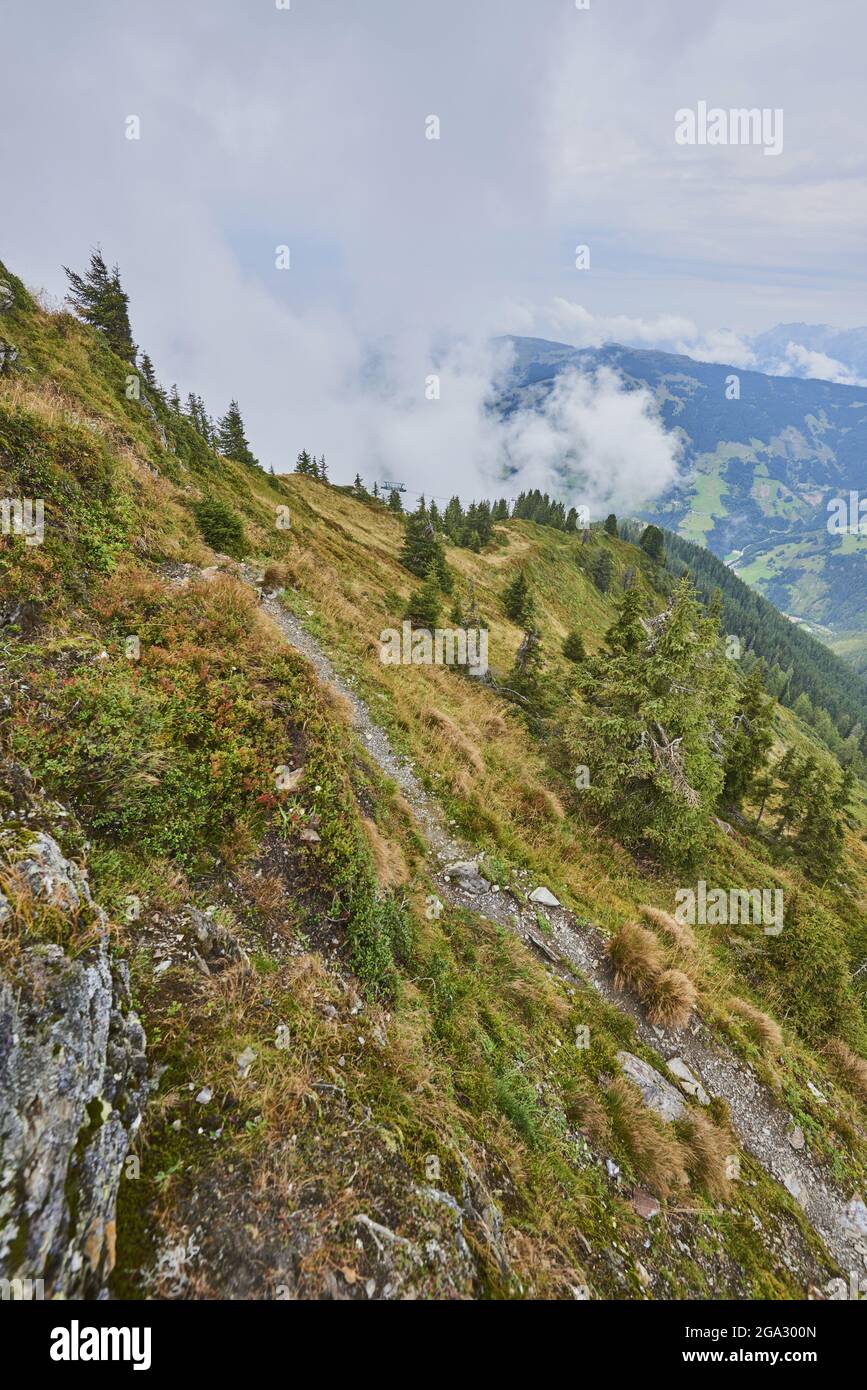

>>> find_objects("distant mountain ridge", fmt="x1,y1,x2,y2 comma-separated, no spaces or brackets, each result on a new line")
499,334,867,665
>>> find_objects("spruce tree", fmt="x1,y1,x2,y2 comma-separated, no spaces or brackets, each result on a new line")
216,401,258,467
640,524,665,563
570,577,738,865
722,662,774,805
503,569,535,626
562,630,586,663
63,249,136,360
604,513,618,538
387,488,404,515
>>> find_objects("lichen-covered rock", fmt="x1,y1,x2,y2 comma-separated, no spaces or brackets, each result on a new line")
0,787,147,1298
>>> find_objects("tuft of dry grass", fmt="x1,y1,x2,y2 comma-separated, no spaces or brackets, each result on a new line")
603,1076,688,1198
519,784,566,823
645,969,697,1030
425,707,485,774
728,997,783,1053
608,923,664,995
681,1109,733,1200
563,1080,610,1147
824,1038,867,1103
483,713,509,738
362,817,408,889
639,904,696,953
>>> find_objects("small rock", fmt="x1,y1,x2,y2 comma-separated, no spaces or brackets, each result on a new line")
237,1047,257,1078
275,1023,291,1050
806,1081,827,1104
782,1172,808,1208
617,1052,686,1122
787,1126,806,1151
843,1195,867,1238
299,828,321,844
606,1159,621,1180
529,887,560,908
445,860,490,895
667,1057,710,1106
825,1277,848,1301
635,1262,651,1288
631,1189,660,1221
195,1087,212,1104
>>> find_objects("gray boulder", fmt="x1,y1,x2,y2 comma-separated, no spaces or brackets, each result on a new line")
0,822,147,1297
617,1051,686,1122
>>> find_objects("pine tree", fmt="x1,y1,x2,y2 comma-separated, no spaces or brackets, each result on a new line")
387,488,404,514
216,401,258,467
295,450,314,475
372,481,380,499
562,630,586,663
588,548,615,593
503,570,535,626
63,249,136,360
318,454,328,482
723,662,774,805
640,524,665,563
138,352,158,390
400,498,443,579
168,384,181,413
570,577,738,865
604,514,618,538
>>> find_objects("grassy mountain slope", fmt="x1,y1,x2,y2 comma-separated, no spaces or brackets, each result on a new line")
3,262,867,1300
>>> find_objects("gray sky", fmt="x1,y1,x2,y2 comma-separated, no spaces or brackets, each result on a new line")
3,0,866,494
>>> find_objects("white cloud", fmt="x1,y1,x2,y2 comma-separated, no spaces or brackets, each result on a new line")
766,341,867,387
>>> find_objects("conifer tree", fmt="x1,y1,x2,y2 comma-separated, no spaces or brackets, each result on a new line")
138,352,158,390
604,513,619,538
387,488,404,514
562,630,586,663
588,548,615,593
640,524,665,563
570,578,738,865
295,450,314,475
723,662,774,805
503,569,535,626
63,249,136,360
216,401,258,467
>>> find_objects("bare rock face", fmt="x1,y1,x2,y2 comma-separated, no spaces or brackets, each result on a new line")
0,766,147,1298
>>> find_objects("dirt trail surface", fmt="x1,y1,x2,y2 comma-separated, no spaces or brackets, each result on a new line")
246,568,867,1285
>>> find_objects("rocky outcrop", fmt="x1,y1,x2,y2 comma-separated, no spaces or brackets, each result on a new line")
0,766,147,1298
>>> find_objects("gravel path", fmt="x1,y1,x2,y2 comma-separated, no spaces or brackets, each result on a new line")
248,570,867,1288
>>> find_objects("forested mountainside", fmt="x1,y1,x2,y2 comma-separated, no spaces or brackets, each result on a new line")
500,335,867,667
3,256,867,1302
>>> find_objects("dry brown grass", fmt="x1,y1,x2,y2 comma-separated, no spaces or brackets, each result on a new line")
518,784,566,823
645,969,697,1030
603,1077,688,1198
681,1109,733,1200
320,684,358,728
483,713,509,738
608,922,664,995
425,707,485,775
262,561,294,591
639,904,696,953
362,817,409,889
563,1081,610,1147
728,997,783,1053
824,1038,867,1103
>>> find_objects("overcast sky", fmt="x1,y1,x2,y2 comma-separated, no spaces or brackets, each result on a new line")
3,0,866,491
